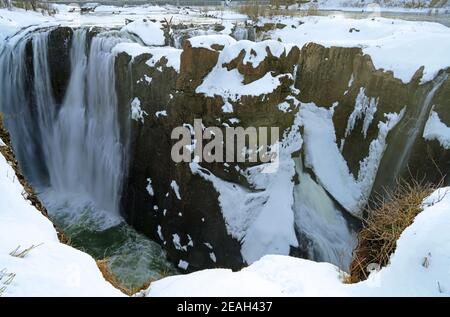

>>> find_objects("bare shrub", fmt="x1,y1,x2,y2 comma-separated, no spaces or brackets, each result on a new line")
348,179,441,283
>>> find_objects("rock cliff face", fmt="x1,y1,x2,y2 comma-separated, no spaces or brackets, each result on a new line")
6,26,450,272
115,35,450,270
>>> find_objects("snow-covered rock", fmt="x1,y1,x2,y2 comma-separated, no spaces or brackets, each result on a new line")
121,19,165,46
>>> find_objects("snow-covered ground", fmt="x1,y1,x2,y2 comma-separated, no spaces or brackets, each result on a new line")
146,187,450,296
307,0,450,13
263,15,450,83
2,6,450,84
0,150,123,296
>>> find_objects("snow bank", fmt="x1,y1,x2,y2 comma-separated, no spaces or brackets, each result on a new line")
0,8,55,42
267,15,450,83
0,152,122,296
147,186,450,296
423,111,450,149
121,19,165,46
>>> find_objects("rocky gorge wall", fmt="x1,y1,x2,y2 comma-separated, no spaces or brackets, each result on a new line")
113,33,450,271
4,25,450,272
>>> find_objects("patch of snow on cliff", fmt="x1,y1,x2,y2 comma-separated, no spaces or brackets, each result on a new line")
155,110,167,118
222,101,234,113
121,19,165,46
196,40,294,102
219,40,293,68
190,162,267,246
147,186,450,296
146,178,154,196
301,103,404,215
177,260,189,270
130,97,147,123
170,180,181,200
112,42,150,58
423,111,450,149
146,47,182,72
357,108,405,205
172,234,187,251
188,34,236,51
345,87,378,138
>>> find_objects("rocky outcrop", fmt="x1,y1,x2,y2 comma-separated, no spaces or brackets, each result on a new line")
116,48,245,271
48,27,73,105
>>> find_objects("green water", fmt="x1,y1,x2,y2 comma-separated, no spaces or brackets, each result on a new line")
43,195,178,291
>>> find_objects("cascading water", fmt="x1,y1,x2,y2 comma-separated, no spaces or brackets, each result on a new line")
45,30,125,217
293,158,357,270
0,27,177,289
372,72,449,192
392,73,448,180
0,30,50,185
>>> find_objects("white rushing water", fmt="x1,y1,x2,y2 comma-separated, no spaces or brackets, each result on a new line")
390,72,448,181
0,28,126,219
293,158,357,270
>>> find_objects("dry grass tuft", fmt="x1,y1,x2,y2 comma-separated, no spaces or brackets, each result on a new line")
347,179,440,283
9,244,43,258
96,259,152,296
0,268,16,296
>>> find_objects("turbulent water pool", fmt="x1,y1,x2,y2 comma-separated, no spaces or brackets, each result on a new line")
42,190,178,289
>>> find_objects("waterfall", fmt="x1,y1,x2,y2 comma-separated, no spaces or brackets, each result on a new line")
0,28,128,219
293,158,357,270
392,73,448,179
48,31,125,214
0,31,50,185
373,72,448,191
